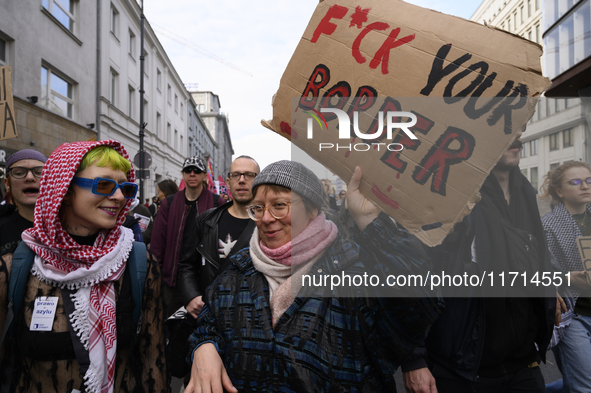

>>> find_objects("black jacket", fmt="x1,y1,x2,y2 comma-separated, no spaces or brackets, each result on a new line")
178,202,256,305
424,168,556,382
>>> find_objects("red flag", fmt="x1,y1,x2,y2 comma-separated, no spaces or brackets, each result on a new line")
217,175,230,197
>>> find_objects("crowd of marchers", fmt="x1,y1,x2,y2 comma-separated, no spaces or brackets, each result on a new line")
0,130,589,393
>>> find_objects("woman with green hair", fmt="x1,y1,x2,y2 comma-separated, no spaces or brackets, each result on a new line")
0,141,167,393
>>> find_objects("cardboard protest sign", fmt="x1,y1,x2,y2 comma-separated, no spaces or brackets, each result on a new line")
576,236,591,286
262,0,551,246
0,66,17,142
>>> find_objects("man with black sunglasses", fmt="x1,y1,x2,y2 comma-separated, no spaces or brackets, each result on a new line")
0,149,47,255
178,155,260,319
152,155,226,318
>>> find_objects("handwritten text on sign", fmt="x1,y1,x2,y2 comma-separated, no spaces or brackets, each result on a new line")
0,66,17,141
265,0,549,246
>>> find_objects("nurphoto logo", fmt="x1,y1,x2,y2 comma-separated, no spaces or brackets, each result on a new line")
306,108,418,152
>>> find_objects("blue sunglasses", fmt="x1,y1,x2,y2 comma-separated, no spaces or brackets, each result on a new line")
72,177,138,199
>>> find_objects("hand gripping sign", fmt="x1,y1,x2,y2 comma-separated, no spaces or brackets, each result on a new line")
262,0,551,246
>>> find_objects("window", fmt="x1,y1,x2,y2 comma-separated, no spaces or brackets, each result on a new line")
128,30,136,57
507,18,511,32
128,85,135,118
180,102,184,119
157,69,162,92
549,132,559,151
502,23,506,30
0,37,6,66
167,84,171,104
175,129,178,149
520,6,524,23
110,70,117,105
156,112,161,137
520,143,527,158
530,139,538,155
110,4,118,37
41,65,74,119
530,167,538,192
42,0,74,32
550,163,559,171
513,13,517,29
535,0,539,10
535,24,540,43
528,30,532,41
565,98,571,108
143,50,148,76
167,123,171,145
528,0,531,17
563,129,572,147
174,94,178,112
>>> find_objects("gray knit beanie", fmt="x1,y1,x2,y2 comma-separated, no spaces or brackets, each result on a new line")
252,160,324,208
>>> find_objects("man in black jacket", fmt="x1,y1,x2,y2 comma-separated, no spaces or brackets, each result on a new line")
406,130,560,393
178,156,260,318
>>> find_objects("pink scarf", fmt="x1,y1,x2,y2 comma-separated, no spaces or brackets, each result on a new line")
260,212,337,267
22,140,135,393
252,213,338,326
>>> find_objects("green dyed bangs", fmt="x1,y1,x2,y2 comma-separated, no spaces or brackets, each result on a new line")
79,146,132,174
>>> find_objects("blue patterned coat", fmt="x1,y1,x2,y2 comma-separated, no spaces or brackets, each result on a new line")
188,214,442,392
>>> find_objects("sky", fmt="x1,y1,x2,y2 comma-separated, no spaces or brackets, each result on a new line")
143,0,480,172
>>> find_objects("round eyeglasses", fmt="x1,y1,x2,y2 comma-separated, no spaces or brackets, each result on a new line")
246,200,301,221
7,166,43,179
72,177,138,199
566,178,591,187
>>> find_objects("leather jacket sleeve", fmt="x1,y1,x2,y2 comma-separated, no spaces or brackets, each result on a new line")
178,213,208,305
400,344,428,372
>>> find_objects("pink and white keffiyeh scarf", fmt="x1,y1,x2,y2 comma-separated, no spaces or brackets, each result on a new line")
22,140,135,393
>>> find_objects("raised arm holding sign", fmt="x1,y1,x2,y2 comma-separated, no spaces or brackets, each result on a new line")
262,0,550,247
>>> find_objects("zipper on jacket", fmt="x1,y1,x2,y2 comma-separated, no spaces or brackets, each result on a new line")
199,244,220,270
171,206,189,283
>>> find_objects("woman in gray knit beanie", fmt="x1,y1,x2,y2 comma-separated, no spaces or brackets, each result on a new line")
186,160,442,393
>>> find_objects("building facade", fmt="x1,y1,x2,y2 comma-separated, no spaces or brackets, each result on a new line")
543,0,591,97
543,0,591,145
0,0,223,200
471,0,588,216
187,95,216,162
191,91,233,179
101,0,191,197
0,0,98,197
472,0,543,43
